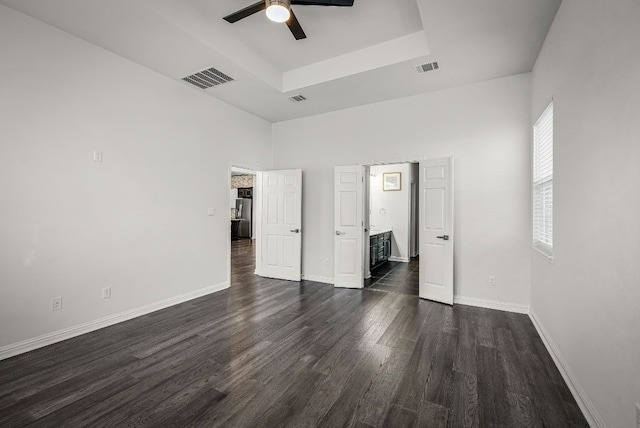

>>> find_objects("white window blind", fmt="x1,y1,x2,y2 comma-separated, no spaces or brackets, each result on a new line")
533,102,553,256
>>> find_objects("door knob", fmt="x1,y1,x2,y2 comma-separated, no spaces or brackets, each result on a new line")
336,231,346,235
436,235,450,240
290,229,300,233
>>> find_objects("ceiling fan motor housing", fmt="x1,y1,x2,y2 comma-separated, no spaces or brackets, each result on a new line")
266,0,291,7
266,0,291,23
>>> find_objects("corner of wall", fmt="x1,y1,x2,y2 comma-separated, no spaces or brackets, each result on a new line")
528,309,606,428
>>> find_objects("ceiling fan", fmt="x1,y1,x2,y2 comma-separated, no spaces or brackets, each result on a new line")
223,0,355,41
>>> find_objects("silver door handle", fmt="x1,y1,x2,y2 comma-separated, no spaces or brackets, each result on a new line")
336,231,346,235
436,235,450,240
290,229,300,233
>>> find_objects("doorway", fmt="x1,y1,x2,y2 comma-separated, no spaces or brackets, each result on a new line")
334,157,454,304
228,165,304,286
229,165,258,287
364,162,420,296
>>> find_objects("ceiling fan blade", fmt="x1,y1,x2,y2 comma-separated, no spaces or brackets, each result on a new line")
291,0,354,6
286,10,307,40
223,1,266,23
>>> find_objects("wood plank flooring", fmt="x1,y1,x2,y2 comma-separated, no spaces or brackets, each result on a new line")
0,238,588,427
365,258,420,296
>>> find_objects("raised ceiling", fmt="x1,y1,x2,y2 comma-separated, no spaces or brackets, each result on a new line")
214,0,425,71
0,0,561,122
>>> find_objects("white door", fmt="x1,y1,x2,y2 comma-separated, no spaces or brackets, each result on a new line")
334,166,368,288
364,167,371,279
256,169,302,281
419,157,454,304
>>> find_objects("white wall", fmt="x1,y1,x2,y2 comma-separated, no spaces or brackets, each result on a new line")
0,6,272,349
369,163,411,261
273,73,532,307
530,1,640,427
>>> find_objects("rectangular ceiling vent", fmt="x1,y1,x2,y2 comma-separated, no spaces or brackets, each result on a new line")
182,67,234,89
414,61,439,74
289,94,307,102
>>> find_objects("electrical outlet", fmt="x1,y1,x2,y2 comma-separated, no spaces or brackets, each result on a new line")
324,258,330,266
52,297,62,311
489,275,496,287
208,208,216,216
93,150,103,162
102,287,111,299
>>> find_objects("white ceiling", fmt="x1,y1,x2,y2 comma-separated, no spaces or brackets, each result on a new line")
0,0,561,122
211,0,425,71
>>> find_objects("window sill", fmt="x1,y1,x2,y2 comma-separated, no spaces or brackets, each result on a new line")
531,245,554,264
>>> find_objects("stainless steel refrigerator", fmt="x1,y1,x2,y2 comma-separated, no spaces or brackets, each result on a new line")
235,198,252,238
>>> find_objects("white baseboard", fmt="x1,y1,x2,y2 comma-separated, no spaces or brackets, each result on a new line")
388,256,410,263
0,281,229,361
529,310,604,428
301,274,334,285
453,295,529,314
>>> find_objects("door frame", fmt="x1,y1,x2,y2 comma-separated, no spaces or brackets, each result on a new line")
336,155,454,300
332,156,426,287
227,162,264,287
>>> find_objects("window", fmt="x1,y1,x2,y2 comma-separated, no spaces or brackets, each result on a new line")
533,102,553,257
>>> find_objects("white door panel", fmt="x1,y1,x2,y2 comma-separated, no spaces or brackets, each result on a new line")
424,244,445,284
267,235,278,267
334,166,367,288
425,189,445,229
338,238,358,275
257,169,302,281
419,158,454,304
340,192,357,225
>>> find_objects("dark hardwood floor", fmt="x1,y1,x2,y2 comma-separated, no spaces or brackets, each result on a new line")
365,257,420,296
0,238,588,427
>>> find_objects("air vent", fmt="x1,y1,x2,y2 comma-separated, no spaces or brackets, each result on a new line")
182,67,234,89
414,61,440,74
289,94,307,102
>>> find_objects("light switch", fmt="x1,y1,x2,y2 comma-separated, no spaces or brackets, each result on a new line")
208,208,216,216
93,150,103,162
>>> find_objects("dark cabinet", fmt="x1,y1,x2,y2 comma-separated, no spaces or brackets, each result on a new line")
370,236,378,267
238,187,252,199
231,220,240,241
383,237,391,259
370,231,392,269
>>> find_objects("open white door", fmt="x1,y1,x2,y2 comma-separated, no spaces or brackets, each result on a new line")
256,169,302,281
419,157,454,304
364,166,371,279
334,166,368,288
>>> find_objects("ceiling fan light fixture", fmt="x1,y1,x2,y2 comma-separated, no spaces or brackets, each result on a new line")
265,0,291,23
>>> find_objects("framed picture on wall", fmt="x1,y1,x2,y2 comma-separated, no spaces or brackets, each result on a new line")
383,172,401,191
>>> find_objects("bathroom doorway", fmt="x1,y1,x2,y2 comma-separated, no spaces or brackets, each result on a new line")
364,162,420,295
